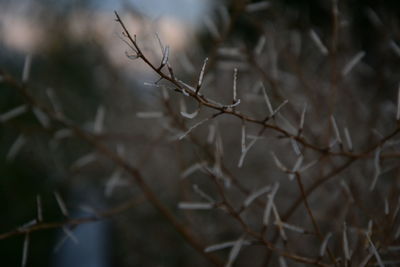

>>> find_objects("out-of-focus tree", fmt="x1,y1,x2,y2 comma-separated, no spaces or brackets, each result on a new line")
1,0,400,266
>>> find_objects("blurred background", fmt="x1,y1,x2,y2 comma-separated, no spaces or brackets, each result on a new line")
1,0,400,266
1,0,212,266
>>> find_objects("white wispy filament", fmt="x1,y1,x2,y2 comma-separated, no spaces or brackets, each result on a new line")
7,134,26,161
342,51,365,76
181,162,206,179
320,232,332,257
71,153,96,169
271,100,289,117
278,257,288,267
125,51,139,60
344,127,353,151
197,57,209,89
181,109,199,119
238,137,258,168
161,45,169,66
288,156,303,180
390,41,400,57
261,83,274,115
94,106,105,134
207,125,216,144
143,82,161,88
254,35,266,55
279,222,305,234
0,105,28,122
21,234,30,267
180,99,199,119
18,220,37,230
179,118,210,140
178,202,213,210
263,182,280,226
343,223,350,261
272,203,287,241
33,108,50,128
246,2,271,12
277,113,297,134
54,129,73,140
155,33,164,52
226,237,244,267
105,169,123,197
309,30,328,55
271,152,288,172
369,147,381,191
290,138,301,155
136,111,163,119
330,115,342,144
299,103,307,131
243,185,271,207
365,232,384,267
204,240,251,253
63,227,79,244
233,68,238,102
193,184,215,203
46,89,63,114
204,17,220,39
360,251,374,267
299,159,318,173
22,54,32,83
54,191,69,217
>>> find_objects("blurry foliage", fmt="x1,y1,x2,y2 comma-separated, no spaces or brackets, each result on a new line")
1,0,400,266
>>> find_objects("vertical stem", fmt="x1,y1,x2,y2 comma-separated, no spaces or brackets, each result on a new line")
295,173,337,265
